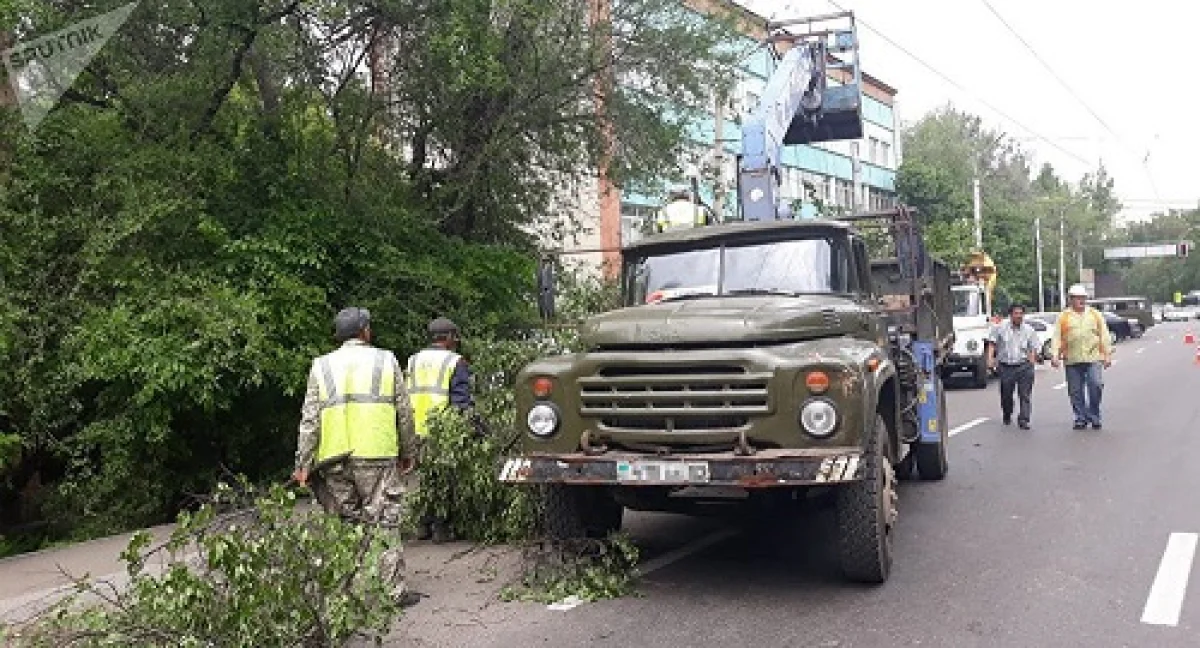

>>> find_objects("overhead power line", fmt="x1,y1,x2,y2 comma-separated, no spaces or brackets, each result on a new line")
821,0,1092,167
977,0,1163,199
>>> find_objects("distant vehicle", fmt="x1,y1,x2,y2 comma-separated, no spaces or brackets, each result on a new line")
1163,305,1199,322
1182,291,1200,308
1024,317,1054,361
1102,311,1141,342
1026,310,1127,347
1091,296,1154,330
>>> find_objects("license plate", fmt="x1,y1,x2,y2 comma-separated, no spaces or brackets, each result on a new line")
615,460,710,483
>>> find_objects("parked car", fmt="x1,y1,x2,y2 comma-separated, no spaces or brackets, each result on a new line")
1092,296,1155,330
1161,304,1200,321
1026,310,1135,347
1102,311,1141,342
1025,317,1054,360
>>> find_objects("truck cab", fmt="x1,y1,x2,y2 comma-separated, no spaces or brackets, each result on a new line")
944,282,992,388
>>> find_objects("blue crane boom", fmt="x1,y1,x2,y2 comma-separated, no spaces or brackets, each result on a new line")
737,11,866,222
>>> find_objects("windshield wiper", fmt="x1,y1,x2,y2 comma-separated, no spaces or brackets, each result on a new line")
655,292,718,303
724,288,805,297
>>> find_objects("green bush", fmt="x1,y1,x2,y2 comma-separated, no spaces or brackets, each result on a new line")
5,482,403,647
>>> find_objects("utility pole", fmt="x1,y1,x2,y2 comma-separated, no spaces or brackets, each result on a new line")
973,174,983,250
1076,232,1083,282
1058,210,1066,309
1035,216,1045,312
712,91,726,221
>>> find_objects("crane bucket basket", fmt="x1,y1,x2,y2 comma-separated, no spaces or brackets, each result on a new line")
766,11,865,145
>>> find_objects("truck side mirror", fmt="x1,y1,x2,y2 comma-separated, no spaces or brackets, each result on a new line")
537,258,556,321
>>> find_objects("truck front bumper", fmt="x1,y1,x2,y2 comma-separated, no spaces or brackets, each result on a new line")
943,353,983,373
498,449,865,488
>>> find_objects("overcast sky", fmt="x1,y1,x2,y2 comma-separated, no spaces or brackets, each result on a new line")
734,0,1198,224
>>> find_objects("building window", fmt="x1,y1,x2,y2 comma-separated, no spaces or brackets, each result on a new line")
879,141,891,167
868,137,879,164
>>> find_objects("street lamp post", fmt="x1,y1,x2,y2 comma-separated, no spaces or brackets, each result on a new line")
1035,216,1045,312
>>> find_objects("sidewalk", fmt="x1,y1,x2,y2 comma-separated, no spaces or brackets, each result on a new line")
0,520,532,642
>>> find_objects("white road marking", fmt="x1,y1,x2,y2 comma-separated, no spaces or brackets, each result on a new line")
1138,347,1147,354
949,418,988,437
1053,382,1067,390
639,528,740,576
1141,532,1199,626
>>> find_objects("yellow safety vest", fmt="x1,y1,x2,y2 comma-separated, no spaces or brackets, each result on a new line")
655,200,710,232
314,343,400,462
405,348,462,437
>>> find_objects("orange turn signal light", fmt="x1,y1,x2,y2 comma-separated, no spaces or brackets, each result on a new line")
805,371,830,394
532,377,554,398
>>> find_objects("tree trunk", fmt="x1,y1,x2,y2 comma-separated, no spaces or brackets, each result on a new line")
0,30,14,109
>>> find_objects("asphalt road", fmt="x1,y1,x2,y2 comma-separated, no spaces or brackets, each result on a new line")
394,320,1200,647
6,321,1200,647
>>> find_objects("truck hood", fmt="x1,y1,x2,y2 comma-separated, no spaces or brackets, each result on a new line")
579,295,860,347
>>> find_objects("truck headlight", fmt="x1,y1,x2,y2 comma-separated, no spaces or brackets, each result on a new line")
800,398,838,438
527,403,560,438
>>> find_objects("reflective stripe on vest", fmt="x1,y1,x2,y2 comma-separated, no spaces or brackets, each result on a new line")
405,348,461,437
315,345,399,461
1057,308,1104,357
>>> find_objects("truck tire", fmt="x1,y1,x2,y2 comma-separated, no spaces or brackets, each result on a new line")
971,357,988,389
915,379,949,480
542,485,624,540
836,412,896,584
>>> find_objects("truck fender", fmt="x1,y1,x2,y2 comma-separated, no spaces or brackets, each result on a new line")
860,357,899,451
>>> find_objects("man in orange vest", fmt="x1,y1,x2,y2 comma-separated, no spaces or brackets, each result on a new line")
1050,284,1113,430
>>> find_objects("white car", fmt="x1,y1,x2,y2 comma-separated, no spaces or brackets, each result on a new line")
1024,317,1054,360
1163,305,1198,322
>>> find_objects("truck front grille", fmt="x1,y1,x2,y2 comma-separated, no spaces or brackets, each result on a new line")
578,365,771,423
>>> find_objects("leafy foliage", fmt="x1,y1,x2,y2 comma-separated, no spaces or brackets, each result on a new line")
897,104,1120,309
0,0,734,553
500,534,641,603
4,482,403,647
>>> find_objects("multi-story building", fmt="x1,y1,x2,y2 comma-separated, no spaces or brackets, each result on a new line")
557,0,901,276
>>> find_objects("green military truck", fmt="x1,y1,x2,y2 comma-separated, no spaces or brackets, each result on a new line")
499,208,955,583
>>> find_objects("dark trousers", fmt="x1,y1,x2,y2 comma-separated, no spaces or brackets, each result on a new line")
998,362,1035,424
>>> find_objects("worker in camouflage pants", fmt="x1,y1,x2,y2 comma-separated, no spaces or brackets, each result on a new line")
294,307,422,608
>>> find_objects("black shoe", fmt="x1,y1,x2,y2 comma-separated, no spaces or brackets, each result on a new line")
1091,422,1102,430
1073,421,1087,430
1018,421,1030,430
431,522,454,544
415,524,432,541
395,591,426,608
1002,415,1012,425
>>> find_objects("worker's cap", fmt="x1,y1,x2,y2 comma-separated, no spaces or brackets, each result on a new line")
428,317,460,336
1067,284,1089,298
334,307,371,341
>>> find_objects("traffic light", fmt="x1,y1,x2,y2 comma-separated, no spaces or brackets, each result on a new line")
1180,242,1191,258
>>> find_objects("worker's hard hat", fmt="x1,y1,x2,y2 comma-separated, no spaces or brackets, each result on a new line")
1067,284,1089,298
334,307,371,342
428,317,460,336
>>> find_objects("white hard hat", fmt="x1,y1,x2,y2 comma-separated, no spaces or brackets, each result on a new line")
1067,284,1089,297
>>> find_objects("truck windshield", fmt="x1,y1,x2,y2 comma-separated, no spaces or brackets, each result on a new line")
625,237,849,305
952,288,981,317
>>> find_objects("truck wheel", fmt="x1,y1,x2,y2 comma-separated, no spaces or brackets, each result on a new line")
915,379,949,480
971,358,988,388
542,485,624,540
836,412,896,584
